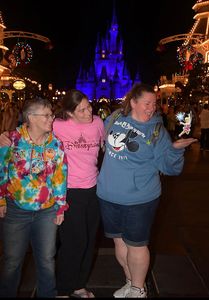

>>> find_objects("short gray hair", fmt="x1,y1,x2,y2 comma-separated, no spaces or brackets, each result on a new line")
22,97,52,124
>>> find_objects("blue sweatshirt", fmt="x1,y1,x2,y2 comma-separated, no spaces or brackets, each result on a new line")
97,112,185,205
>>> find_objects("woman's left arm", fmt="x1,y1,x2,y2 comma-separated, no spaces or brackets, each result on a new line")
173,138,198,149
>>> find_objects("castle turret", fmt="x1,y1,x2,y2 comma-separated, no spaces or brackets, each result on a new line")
109,5,119,53
76,3,140,101
133,70,141,84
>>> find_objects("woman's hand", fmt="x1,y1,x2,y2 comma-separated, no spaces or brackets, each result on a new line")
0,206,7,218
54,214,64,225
0,131,11,147
173,138,198,149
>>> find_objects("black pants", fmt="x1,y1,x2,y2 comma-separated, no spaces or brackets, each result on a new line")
200,128,209,149
56,186,100,295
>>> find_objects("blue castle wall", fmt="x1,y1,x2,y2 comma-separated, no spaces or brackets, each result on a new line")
76,8,141,101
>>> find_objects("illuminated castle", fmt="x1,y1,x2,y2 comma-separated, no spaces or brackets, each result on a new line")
76,7,140,100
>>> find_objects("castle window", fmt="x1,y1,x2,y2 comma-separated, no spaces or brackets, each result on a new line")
102,79,106,83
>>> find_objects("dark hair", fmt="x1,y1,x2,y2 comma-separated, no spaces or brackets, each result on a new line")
61,89,88,120
22,97,52,124
122,83,155,116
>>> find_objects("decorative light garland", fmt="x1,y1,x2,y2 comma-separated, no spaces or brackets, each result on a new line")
190,52,204,67
176,44,203,71
13,42,33,66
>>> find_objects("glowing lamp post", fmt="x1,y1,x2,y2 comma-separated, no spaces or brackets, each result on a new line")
13,79,26,90
13,79,26,102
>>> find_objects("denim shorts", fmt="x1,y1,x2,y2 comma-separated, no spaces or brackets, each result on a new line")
98,197,160,246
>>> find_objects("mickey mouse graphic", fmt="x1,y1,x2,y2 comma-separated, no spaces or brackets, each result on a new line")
108,129,139,152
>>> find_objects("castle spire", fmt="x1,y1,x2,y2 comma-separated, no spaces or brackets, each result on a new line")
111,0,117,27
109,1,119,53
88,63,96,81
95,33,101,53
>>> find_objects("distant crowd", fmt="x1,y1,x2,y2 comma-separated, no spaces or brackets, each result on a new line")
0,96,204,142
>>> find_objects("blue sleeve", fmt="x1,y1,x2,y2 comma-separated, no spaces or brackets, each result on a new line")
153,126,185,175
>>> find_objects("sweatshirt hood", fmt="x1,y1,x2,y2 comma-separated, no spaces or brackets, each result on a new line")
17,124,53,145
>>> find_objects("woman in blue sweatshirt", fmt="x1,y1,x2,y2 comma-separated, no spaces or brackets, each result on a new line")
96,83,197,298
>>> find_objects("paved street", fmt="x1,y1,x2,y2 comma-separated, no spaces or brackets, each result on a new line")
149,141,209,297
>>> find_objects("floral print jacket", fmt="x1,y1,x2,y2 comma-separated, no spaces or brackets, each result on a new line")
0,124,68,215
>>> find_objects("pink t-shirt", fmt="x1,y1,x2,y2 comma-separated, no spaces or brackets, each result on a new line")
53,115,105,189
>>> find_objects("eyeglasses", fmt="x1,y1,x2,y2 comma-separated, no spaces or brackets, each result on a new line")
30,113,55,119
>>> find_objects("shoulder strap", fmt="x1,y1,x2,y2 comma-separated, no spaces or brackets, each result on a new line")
150,122,162,144
105,108,122,137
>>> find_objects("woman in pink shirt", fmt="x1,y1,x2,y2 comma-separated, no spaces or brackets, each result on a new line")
54,89,105,298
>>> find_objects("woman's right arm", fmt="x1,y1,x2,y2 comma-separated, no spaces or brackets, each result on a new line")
0,131,11,146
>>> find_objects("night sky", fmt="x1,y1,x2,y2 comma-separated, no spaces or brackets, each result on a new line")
1,0,195,90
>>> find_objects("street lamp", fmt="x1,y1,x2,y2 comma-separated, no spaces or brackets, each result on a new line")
13,79,26,90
